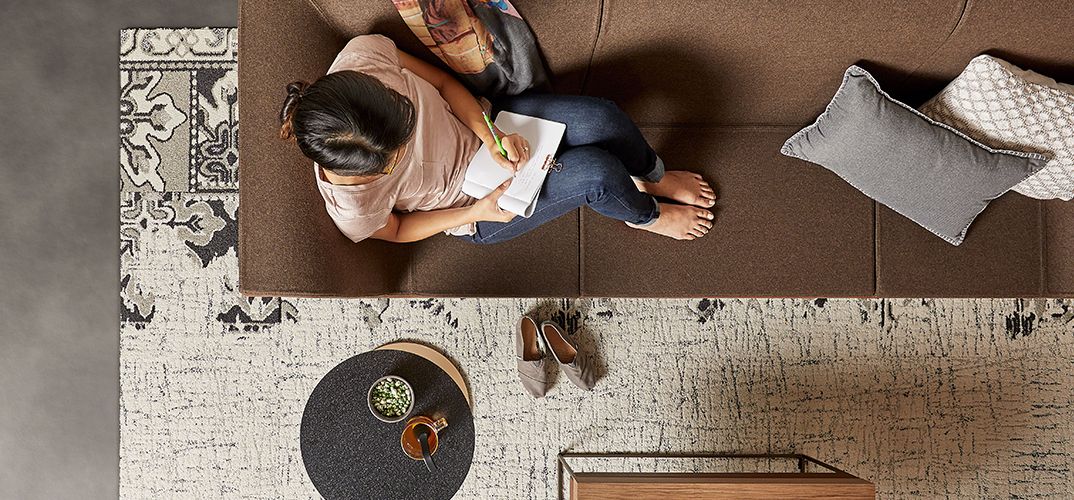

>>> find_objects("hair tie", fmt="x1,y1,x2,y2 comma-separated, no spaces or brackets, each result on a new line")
279,80,311,140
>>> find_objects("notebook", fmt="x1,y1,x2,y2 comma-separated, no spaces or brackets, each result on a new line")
461,111,566,217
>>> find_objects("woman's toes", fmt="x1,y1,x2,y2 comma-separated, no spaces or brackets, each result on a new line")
635,202,714,241
691,214,712,237
699,187,716,206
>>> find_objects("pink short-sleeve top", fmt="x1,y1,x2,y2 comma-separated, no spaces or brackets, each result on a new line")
313,35,481,242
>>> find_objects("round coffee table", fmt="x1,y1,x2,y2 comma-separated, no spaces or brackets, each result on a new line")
300,349,475,500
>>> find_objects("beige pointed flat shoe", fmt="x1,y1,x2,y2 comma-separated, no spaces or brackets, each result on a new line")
516,316,549,398
539,321,596,391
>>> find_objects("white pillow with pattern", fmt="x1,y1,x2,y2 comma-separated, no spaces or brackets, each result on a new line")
920,55,1074,201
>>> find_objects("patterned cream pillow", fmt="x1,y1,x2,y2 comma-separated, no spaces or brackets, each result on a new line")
920,55,1074,201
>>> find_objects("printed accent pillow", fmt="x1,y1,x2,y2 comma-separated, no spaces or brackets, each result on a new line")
920,55,1074,201
781,66,1048,246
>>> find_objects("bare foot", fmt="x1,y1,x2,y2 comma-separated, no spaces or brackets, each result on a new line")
635,171,716,208
627,202,714,240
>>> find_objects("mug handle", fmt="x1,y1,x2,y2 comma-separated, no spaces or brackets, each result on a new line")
430,417,448,432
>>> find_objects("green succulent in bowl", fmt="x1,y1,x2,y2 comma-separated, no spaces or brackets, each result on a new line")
367,376,413,423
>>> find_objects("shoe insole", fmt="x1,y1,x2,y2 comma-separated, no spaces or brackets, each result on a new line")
542,324,576,364
521,319,541,361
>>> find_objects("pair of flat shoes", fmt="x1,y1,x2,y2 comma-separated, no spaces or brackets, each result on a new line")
515,316,596,398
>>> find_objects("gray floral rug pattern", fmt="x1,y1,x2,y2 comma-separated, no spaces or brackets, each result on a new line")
120,28,1074,499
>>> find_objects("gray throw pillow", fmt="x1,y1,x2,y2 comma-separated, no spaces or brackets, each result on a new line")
781,65,1048,246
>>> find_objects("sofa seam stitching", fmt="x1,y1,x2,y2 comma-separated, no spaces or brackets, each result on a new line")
1040,200,1047,295
578,0,603,295
578,207,585,297
903,0,971,81
873,200,879,295
580,0,606,95
637,123,800,129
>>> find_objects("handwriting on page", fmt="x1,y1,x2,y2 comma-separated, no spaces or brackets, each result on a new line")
461,112,566,216
506,156,553,198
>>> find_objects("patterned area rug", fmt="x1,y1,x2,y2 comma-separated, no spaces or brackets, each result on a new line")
119,28,1074,499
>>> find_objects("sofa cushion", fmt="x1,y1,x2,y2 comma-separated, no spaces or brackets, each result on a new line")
409,211,580,296
581,126,875,297
876,195,1043,297
782,65,1048,246
1045,200,1074,296
583,0,965,125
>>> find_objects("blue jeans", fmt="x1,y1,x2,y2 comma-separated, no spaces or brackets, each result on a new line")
461,94,664,245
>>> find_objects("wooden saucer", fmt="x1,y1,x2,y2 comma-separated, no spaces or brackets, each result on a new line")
376,342,472,407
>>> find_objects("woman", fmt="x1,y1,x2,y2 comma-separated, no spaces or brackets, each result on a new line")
279,35,716,244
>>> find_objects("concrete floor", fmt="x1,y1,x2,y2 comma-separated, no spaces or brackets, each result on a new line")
0,1,235,497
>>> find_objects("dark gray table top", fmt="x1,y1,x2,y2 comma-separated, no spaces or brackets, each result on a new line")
301,350,475,500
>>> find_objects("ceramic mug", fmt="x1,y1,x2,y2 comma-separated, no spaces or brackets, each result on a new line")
400,415,448,471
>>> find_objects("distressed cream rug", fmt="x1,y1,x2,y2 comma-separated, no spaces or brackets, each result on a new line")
120,28,1074,499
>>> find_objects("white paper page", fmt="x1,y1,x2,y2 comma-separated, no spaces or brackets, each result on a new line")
461,112,566,216
496,193,533,217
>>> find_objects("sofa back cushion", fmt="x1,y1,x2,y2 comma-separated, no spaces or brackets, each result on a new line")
909,0,1074,86
309,0,603,94
583,0,966,125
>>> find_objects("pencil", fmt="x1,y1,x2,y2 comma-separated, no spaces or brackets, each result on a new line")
482,112,509,158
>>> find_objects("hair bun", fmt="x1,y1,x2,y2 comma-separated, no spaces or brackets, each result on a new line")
286,80,310,99
279,80,311,140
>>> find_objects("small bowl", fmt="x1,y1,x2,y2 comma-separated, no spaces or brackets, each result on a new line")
367,375,414,423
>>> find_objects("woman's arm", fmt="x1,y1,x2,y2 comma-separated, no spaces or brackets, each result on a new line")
371,207,477,243
371,179,515,243
396,50,531,171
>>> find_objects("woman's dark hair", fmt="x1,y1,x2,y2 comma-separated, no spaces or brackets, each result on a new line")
279,71,417,176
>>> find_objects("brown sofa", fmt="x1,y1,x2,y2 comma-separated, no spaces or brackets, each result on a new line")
238,0,1074,298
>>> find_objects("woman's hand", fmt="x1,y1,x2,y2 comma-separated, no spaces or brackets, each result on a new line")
469,179,517,223
485,132,531,172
